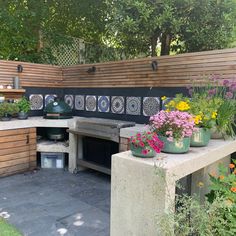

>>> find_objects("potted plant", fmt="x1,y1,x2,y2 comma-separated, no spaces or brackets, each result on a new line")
16,96,31,119
0,102,19,121
164,93,217,146
188,76,236,139
150,110,195,153
129,131,164,158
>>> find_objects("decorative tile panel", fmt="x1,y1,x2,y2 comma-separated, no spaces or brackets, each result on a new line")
98,96,110,113
64,95,74,109
111,96,124,114
86,95,97,111
45,94,57,107
29,94,43,110
126,97,141,115
143,97,160,116
75,95,85,111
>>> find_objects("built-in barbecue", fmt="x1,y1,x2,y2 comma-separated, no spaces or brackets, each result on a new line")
67,118,135,174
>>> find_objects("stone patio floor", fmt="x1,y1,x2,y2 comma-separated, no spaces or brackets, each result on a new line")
0,169,110,236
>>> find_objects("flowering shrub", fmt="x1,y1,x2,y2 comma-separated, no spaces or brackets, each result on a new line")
188,76,236,137
149,110,195,141
129,131,164,155
206,161,236,204
164,93,217,129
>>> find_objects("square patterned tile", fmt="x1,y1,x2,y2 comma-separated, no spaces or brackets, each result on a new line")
75,95,85,110
111,96,124,114
86,95,97,112
126,97,141,115
64,95,74,109
98,96,110,113
143,97,160,116
29,94,43,110
45,94,57,107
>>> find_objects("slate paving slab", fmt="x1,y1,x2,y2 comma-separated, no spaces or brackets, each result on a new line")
0,169,111,236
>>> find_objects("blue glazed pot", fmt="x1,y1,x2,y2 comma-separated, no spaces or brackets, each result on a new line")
159,136,190,154
190,128,211,147
130,143,155,158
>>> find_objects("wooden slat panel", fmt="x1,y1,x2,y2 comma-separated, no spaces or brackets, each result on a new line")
1,47,236,88
0,59,62,88
62,47,236,88
0,163,30,177
0,128,36,177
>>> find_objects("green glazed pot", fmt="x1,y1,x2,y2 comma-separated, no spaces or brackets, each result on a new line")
159,136,190,154
190,128,211,147
130,143,155,158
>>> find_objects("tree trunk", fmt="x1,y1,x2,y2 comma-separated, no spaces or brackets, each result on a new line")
150,35,158,57
161,33,171,55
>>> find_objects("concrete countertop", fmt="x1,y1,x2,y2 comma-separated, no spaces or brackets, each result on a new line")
113,138,236,181
0,116,77,130
120,124,149,138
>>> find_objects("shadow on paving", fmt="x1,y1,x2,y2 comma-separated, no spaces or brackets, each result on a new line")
0,169,111,236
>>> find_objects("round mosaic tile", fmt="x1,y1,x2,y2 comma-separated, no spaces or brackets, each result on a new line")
143,97,160,116
29,94,43,110
86,95,96,111
111,96,124,114
75,95,85,110
64,95,74,109
126,97,141,115
45,94,57,106
98,96,110,113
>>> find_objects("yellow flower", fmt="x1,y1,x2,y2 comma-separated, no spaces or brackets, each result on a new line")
167,100,175,107
175,101,190,111
161,96,167,101
194,115,202,125
211,111,217,119
197,181,204,188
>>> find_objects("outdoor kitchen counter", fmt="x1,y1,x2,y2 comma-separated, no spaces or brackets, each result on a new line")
111,139,236,236
0,116,77,130
119,123,148,138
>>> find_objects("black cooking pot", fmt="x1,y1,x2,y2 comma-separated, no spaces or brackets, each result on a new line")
44,98,72,119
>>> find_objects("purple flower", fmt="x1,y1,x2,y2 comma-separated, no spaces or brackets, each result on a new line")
225,92,233,99
223,80,230,87
229,83,236,92
208,89,216,96
188,89,193,96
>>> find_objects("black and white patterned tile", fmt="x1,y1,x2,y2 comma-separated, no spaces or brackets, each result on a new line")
64,95,74,109
29,94,43,110
45,94,57,107
98,96,110,113
111,96,124,114
75,95,85,111
86,95,97,111
143,97,160,116
126,97,141,115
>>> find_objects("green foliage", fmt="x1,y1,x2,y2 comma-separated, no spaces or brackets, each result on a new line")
0,102,19,117
158,161,236,235
0,218,22,236
108,0,236,56
0,0,109,64
16,96,30,113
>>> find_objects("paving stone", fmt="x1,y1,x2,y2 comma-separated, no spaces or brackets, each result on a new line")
0,169,110,236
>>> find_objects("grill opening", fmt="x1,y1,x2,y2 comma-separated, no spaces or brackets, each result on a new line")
83,137,119,169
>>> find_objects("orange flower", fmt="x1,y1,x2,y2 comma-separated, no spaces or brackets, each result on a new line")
219,175,224,180
210,171,217,177
230,187,236,193
229,163,235,169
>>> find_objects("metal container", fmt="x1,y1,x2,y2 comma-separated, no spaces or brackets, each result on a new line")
159,136,190,154
46,127,66,141
13,76,20,89
190,128,211,147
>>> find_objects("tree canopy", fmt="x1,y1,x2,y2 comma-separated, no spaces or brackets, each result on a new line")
0,0,236,63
